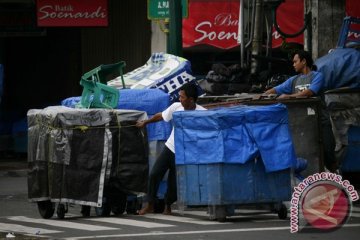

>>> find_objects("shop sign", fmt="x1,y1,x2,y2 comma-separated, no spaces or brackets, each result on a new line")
37,0,108,27
148,0,188,19
183,1,240,49
182,0,304,49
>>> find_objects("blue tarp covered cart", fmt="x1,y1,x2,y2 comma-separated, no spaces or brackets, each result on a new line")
173,104,296,221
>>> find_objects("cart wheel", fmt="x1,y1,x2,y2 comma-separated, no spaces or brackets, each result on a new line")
37,200,55,219
208,205,227,222
111,193,127,215
56,204,66,219
81,205,91,217
217,217,227,223
126,198,142,215
215,206,227,222
278,204,288,219
95,199,111,217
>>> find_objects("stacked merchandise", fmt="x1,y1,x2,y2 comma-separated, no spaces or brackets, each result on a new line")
199,63,251,95
107,53,201,103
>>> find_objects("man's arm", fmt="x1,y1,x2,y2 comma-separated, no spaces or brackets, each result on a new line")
264,76,296,95
136,112,163,128
277,89,314,99
277,72,323,99
264,88,277,94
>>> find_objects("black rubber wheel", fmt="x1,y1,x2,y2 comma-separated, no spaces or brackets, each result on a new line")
278,204,288,219
37,200,55,219
111,193,127,215
81,205,91,217
214,206,227,222
95,198,111,217
126,198,142,215
56,204,66,219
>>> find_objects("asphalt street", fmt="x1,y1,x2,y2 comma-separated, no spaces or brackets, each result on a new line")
0,158,360,240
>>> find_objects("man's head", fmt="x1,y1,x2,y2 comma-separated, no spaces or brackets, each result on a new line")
179,83,198,110
292,50,315,73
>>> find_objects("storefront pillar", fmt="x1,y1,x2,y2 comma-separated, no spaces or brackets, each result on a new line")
167,0,183,56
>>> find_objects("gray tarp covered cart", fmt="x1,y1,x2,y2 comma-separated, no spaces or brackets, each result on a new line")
27,106,148,218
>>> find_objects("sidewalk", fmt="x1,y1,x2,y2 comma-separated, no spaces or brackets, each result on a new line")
0,154,28,177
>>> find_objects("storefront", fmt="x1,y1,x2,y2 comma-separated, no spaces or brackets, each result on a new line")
181,0,360,75
0,0,151,153
0,0,151,115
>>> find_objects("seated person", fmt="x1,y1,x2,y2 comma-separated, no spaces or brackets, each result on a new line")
265,50,324,98
266,50,338,172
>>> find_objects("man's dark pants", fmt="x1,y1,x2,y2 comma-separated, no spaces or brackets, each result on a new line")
147,146,177,206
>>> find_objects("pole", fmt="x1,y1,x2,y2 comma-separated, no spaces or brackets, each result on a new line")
167,0,183,56
251,0,263,74
239,0,245,68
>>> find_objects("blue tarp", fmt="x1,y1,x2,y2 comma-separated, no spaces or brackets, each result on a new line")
61,97,81,108
315,48,360,90
61,89,172,141
173,103,297,172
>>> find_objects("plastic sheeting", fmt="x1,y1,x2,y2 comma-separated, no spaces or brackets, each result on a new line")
316,48,360,90
324,89,360,172
325,91,360,149
173,103,297,172
61,96,80,108
27,106,149,207
116,89,171,141
107,53,200,102
61,89,172,141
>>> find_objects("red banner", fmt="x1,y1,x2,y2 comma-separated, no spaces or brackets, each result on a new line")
346,0,360,17
346,0,360,42
182,1,239,49
37,0,108,27
182,0,304,49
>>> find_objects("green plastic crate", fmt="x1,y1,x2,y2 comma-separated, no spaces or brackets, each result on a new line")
82,61,126,86
79,79,119,109
78,61,126,109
